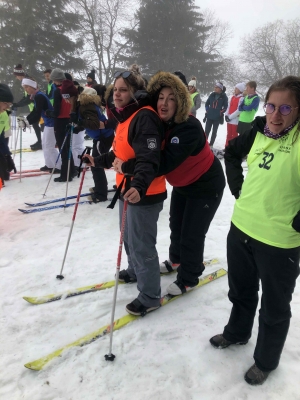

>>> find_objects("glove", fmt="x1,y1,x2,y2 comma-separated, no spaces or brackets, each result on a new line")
70,112,78,124
17,116,28,131
225,115,230,123
45,109,54,118
292,211,300,232
219,114,224,125
203,114,207,123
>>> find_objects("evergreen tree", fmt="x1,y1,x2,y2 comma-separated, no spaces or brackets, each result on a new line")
121,0,222,91
0,0,85,96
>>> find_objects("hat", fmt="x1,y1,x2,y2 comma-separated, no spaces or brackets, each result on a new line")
61,79,78,98
188,79,196,88
50,68,66,81
0,83,14,102
215,82,224,90
21,78,37,89
14,64,25,76
235,82,246,93
173,71,188,87
87,69,96,80
64,72,73,81
81,87,97,96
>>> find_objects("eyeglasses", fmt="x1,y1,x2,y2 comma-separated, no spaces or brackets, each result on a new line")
114,71,131,79
263,103,299,116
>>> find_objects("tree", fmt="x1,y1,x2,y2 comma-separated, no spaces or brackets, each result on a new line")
70,0,137,85
238,19,300,94
0,0,85,96
120,0,223,93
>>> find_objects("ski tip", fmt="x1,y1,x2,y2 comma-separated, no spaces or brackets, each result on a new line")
23,296,42,304
24,361,44,371
18,209,29,214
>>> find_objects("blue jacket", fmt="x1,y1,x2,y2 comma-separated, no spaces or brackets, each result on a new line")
205,92,228,121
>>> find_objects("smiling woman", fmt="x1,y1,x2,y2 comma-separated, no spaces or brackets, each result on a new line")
212,75,300,385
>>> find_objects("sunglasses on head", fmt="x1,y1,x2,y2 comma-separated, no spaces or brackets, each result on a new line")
263,103,299,116
114,71,131,79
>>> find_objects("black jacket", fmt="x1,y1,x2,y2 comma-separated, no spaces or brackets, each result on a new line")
224,116,266,198
94,91,167,205
26,93,49,125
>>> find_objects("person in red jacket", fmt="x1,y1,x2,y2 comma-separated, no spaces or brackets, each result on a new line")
224,82,245,147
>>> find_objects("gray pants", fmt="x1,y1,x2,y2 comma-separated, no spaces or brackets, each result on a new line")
119,200,163,307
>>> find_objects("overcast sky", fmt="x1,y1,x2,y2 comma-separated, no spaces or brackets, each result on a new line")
195,0,300,52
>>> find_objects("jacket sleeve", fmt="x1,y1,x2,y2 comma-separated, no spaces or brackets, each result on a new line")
229,97,243,120
93,150,115,169
158,118,205,176
13,94,32,108
224,127,257,198
221,95,228,113
205,95,211,111
241,96,260,111
26,94,47,125
128,110,163,198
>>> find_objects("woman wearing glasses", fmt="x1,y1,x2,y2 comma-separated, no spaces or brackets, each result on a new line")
210,76,300,385
84,65,167,316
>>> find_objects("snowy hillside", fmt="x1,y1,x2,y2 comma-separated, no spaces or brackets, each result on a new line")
1,105,300,400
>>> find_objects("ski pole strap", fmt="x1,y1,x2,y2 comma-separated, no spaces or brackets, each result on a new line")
107,175,132,210
77,146,92,177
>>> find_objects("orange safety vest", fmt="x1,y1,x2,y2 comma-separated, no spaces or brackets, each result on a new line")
113,106,166,195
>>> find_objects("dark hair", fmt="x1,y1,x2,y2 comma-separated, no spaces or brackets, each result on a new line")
43,69,52,74
93,84,107,106
114,64,146,95
64,72,73,81
246,81,257,90
173,71,188,87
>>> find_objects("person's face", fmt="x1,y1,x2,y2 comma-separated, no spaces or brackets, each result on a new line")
265,90,300,134
188,86,195,93
246,85,255,95
0,102,12,113
214,86,222,94
234,87,241,95
157,87,177,122
44,72,51,82
113,77,132,108
22,85,35,95
87,77,93,83
15,75,23,81
53,80,63,86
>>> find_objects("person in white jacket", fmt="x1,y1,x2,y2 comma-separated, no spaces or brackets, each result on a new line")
224,83,245,147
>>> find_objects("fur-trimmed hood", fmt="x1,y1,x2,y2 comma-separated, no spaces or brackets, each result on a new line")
147,71,192,124
79,93,101,107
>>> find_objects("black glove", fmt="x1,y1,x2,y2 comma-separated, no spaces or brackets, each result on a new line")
203,114,207,123
292,211,300,232
11,103,17,110
45,109,54,118
225,115,230,123
72,126,81,134
219,114,224,125
70,112,78,124
5,154,17,173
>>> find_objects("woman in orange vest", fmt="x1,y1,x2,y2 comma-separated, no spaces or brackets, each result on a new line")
84,64,167,316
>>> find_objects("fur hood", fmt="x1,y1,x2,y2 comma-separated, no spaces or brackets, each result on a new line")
104,83,114,104
147,71,192,124
79,93,101,107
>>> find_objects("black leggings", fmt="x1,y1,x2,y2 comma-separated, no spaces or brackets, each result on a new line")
205,119,220,146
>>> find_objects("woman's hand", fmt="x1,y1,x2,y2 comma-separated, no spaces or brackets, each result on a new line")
112,157,124,173
83,154,95,167
123,187,140,204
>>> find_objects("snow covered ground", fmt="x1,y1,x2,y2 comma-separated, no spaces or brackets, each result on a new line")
1,105,300,400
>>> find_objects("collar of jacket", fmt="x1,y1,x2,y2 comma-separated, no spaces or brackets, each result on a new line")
253,115,267,133
110,90,151,123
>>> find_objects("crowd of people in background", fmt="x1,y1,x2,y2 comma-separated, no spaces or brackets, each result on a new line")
1,61,300,387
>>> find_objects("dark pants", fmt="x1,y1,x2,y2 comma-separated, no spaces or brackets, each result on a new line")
205,119,220,146
223,225,300,371
54,118,75,179
32,121,42,143
91,134,114,199
237,121,252,135
169,188,223,286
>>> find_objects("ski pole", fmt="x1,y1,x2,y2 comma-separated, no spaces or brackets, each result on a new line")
11,109,17,160
105,179,130,362
63,123,74,209
42,128,71,197
19,126,22,183
56,146,92,280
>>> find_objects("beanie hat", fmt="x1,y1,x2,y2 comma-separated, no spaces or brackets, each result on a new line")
173,71,188,87
215,82,224,90
64,72,73,81
0,83,14,102
235,82,246,93
14,64,25,76
61,79,78,98
50,68,66,81
81,87,97,96
21,78,37,89
87,69,96,80
188,79,196,88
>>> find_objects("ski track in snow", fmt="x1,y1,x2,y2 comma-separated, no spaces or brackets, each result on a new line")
1,106,300,400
